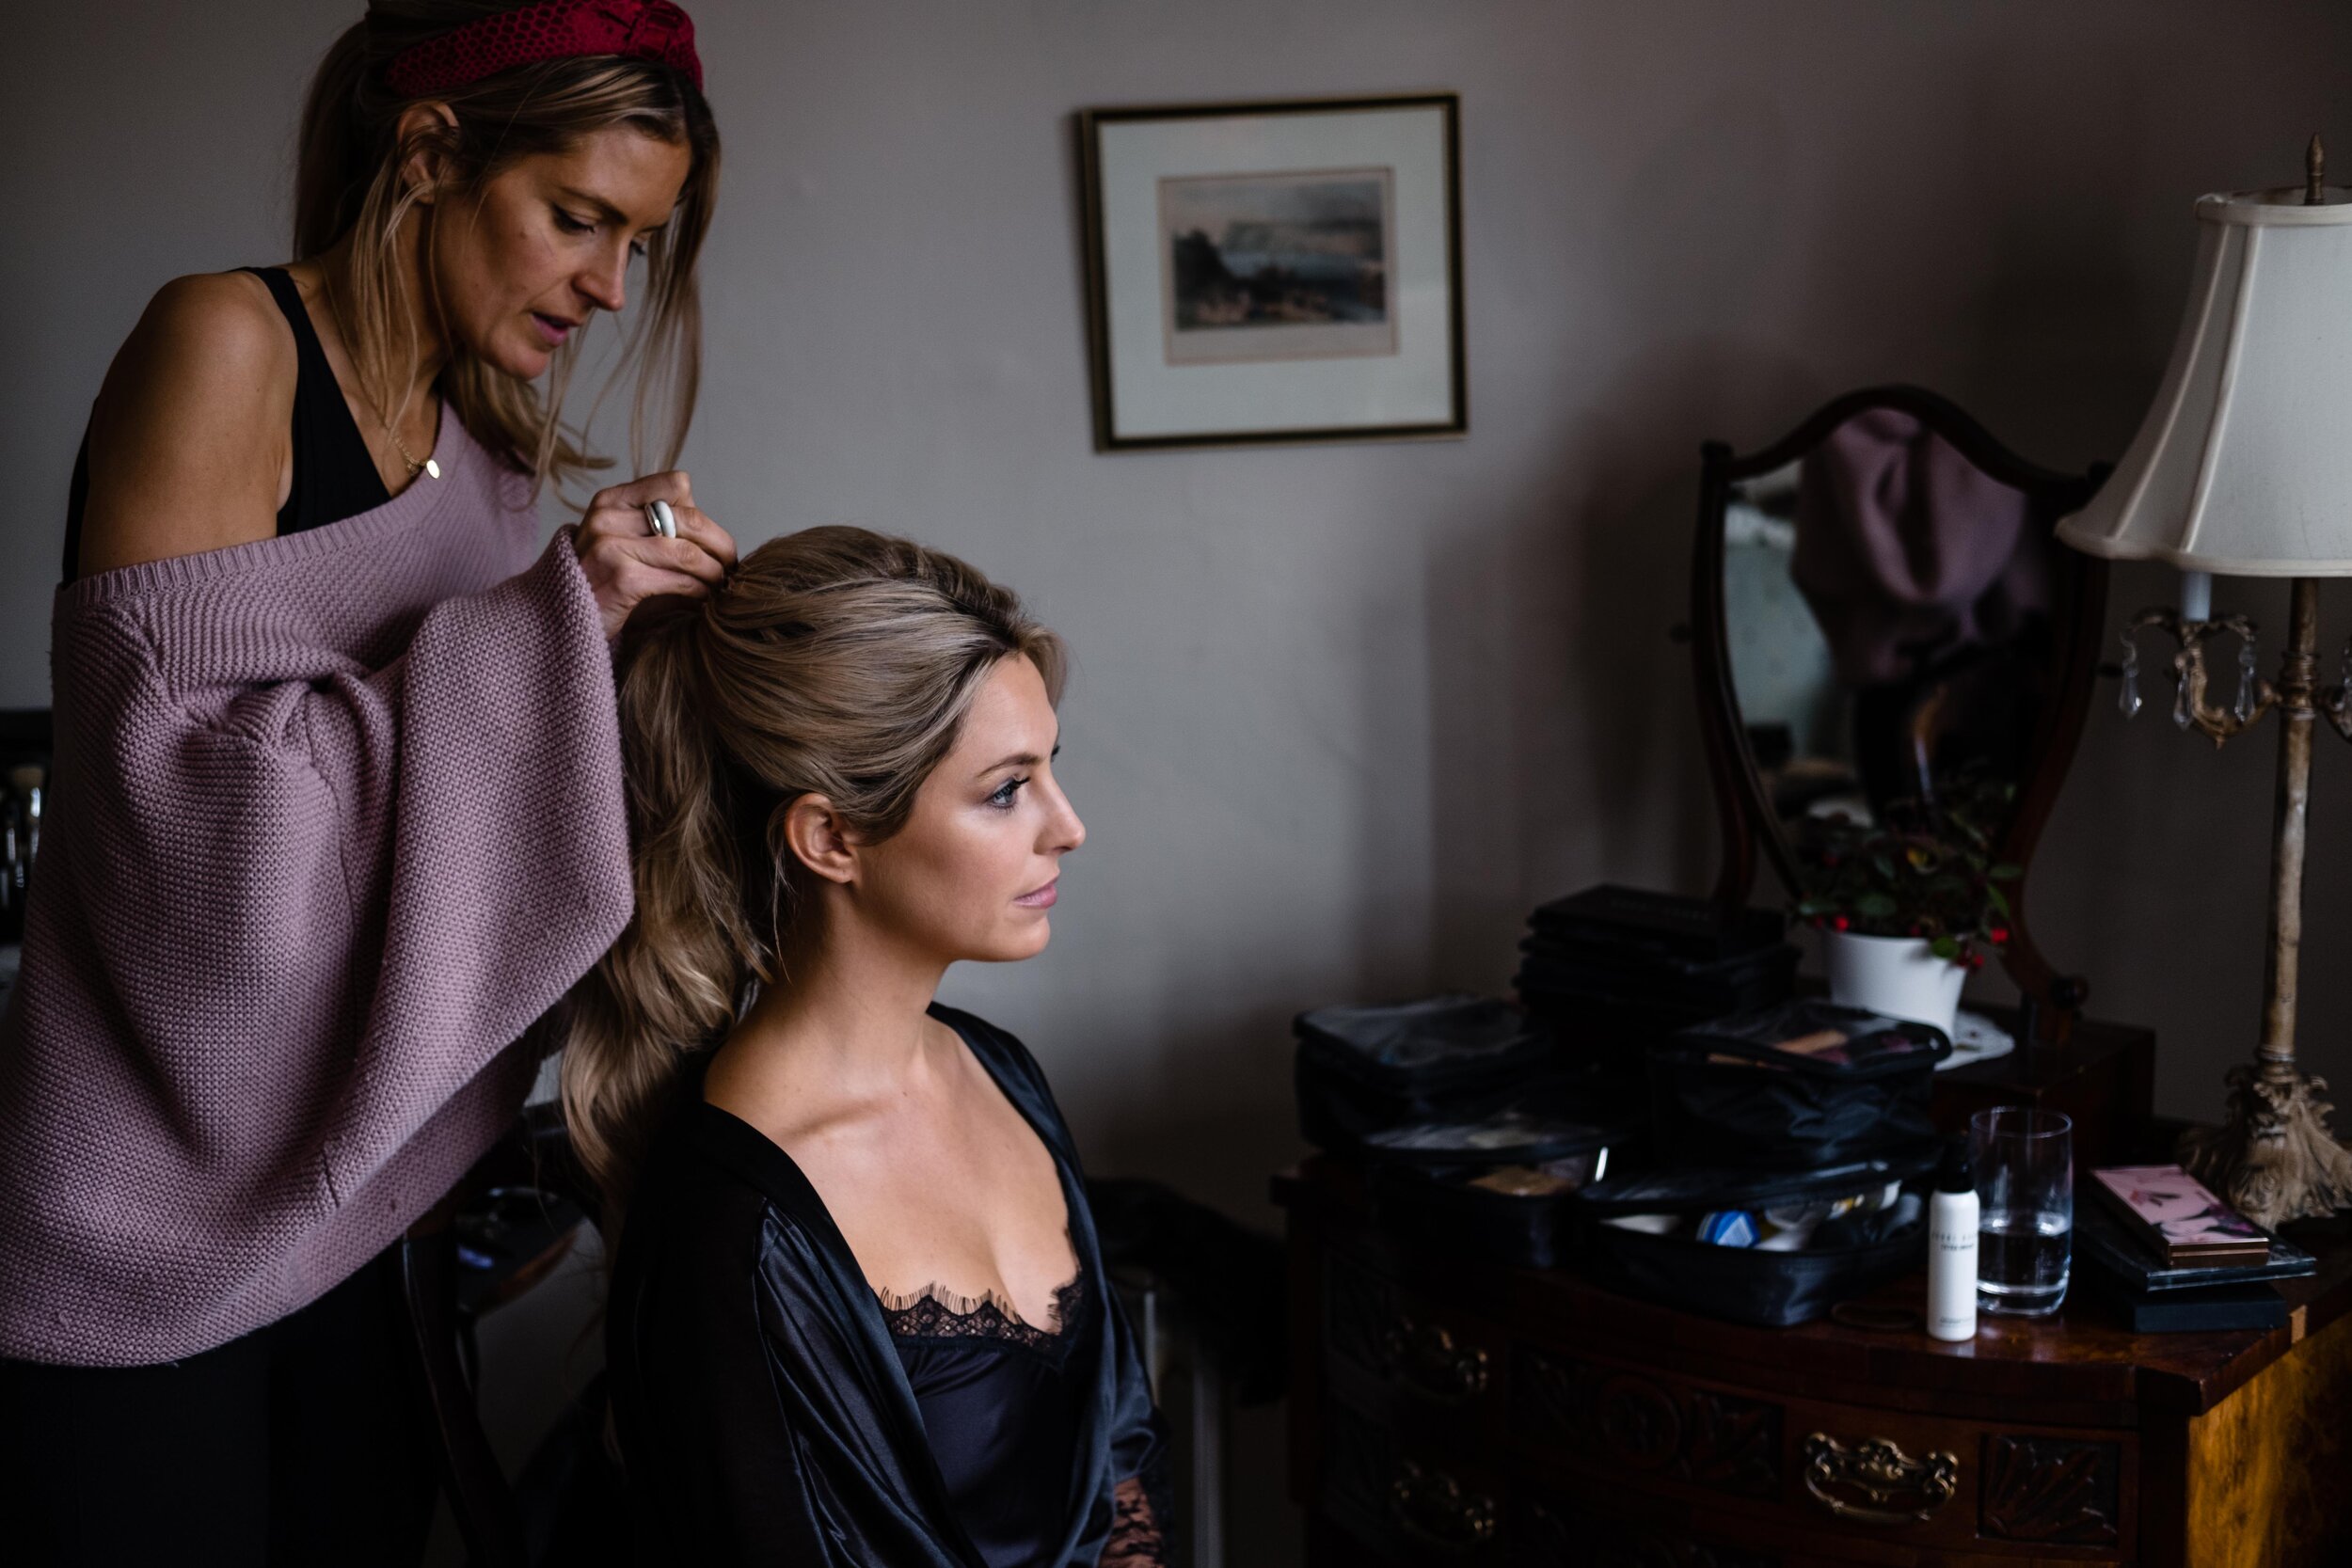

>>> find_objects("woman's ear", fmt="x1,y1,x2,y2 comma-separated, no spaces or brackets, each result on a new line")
394,102,461,205
782,794,858,886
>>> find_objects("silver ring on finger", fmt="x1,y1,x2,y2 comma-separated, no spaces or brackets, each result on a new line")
644,499,677,539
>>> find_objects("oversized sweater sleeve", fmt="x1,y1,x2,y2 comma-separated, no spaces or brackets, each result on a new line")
38,526,633,1210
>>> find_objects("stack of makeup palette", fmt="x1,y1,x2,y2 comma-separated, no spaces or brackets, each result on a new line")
2077,1164,2313,1332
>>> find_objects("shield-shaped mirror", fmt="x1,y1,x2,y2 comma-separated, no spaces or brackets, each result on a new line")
1690,388,2110,1015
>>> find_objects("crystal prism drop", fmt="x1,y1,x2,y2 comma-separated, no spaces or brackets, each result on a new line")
2117,634,2141,719
2234,640,2258,723
2173,669,2193,729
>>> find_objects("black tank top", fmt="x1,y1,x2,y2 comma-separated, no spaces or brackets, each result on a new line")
61,267,393,582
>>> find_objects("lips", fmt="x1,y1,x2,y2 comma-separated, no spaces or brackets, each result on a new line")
1014,879,1058,910
531,311,578,346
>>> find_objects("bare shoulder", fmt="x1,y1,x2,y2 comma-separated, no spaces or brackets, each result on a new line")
134,272,291,368
76,270,297,577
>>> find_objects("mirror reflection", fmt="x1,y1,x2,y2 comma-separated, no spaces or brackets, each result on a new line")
1722,408,2056,850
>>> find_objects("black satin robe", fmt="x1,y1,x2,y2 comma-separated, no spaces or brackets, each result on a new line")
608,1005,1164,1567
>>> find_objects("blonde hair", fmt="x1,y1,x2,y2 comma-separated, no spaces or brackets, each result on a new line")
295,1,720,489
561,527,1068,1223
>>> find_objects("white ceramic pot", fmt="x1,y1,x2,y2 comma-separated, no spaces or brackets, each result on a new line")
1822,930,1967,1037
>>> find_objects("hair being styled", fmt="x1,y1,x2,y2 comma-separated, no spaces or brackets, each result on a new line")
561,527,1068,1224
295,1,720,489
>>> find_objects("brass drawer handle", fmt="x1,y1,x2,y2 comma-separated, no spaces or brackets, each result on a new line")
1382,1315,1491,1404
1389,1458,1499,1553
1803,1433,1960,1526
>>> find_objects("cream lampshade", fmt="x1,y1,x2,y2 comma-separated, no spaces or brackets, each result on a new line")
2049,147,2352,1229
2056,183,2352,577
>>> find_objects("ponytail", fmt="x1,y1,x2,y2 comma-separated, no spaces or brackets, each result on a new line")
560,595,767,1227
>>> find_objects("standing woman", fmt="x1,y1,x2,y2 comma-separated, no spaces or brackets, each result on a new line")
0,3,724,1562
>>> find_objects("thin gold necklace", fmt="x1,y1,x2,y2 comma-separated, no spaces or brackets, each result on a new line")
320,273,439,481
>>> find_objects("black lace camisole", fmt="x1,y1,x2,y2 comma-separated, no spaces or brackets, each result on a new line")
880,1264,1092,1568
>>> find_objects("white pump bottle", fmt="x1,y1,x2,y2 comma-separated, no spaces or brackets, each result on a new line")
1927,1138,1980,1342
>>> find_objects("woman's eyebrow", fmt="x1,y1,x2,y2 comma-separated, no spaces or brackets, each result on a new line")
557,186,626,222
975,741,1061,779
559,186,663,231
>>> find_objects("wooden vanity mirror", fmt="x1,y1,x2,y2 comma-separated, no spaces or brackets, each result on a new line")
1689,386,2111,1017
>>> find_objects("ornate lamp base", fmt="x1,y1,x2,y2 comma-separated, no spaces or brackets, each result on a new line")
2122,575,2352,1231
2177,1064,2352,1230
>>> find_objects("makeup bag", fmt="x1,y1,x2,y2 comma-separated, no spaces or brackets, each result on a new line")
1358,1093,1629,1270
1514,888,1800,1074
1526,884,1788,964
1647,1000,1950,1169
1293,994,1558,1154
1572,1151,1935,1327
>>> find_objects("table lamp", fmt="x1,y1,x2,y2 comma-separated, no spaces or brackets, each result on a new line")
2054,136,2352,1228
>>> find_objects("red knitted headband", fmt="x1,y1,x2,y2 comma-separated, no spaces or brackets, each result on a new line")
386,0,703,98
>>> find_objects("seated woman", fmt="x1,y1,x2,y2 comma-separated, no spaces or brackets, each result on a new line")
567,526,1165,1566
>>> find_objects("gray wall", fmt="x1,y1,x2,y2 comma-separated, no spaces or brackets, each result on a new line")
11,1,2352,1555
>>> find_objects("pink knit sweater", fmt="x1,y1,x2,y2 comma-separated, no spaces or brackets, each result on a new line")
0,409,634,1366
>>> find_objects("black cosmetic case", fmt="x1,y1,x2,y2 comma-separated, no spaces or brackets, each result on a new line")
1572,1152,1934,1327
1528,884,1788,961
1294,994,1559,1153
1647,1000,1951,1168
1514,886,1800,1073
1359,1097,1627,1270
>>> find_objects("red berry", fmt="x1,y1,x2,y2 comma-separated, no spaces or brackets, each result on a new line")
1989,926,2010,946
1832,914,1851,931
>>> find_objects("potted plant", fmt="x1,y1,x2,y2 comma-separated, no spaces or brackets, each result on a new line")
1793,784,2021,1037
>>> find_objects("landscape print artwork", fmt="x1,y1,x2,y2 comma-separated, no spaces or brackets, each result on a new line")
1081,93,1461,448
1158,167,1399,366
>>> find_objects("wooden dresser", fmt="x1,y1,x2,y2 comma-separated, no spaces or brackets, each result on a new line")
1278,1156,2352,1568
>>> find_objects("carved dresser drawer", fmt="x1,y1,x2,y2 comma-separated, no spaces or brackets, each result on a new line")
1322,1247,1505,1432
1322,1386,1794,1568
1313,1375,2134,1566
1510,1346,2137,1560
1321,1400,1510,1563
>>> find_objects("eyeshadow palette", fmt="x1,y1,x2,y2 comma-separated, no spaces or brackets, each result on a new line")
2075,1194,2314,1293
2089,1164,2271,1267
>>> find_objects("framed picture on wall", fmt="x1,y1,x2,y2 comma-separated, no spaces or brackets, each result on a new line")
1078,93,1465,451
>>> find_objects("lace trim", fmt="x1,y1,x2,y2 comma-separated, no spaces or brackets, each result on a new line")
876,1268,1087,1352
1101,1475,1166,1566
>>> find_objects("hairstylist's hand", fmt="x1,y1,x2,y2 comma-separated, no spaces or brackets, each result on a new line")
573,471,739,641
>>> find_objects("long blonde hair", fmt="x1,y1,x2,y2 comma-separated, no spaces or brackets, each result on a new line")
295,0,720,489
562,527,1068,1223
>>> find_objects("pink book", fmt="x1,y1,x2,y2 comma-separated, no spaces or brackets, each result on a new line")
2090,1164,2271,1267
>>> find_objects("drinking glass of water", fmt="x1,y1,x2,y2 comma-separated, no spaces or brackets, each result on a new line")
1970,1107,2073,1315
